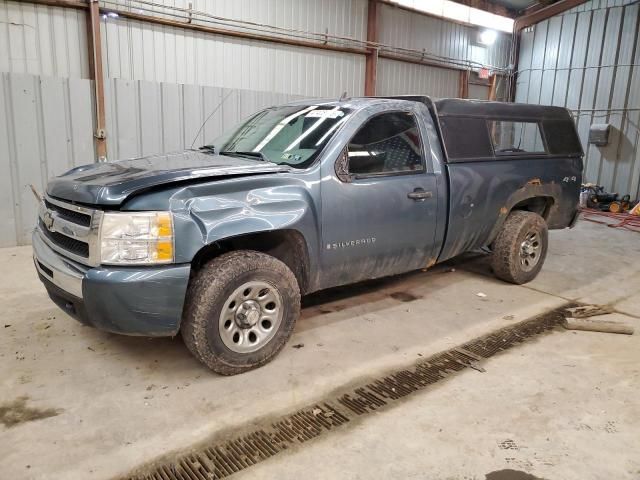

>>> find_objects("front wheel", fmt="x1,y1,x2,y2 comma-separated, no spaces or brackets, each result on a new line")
491,210,548,285
181,250,301,375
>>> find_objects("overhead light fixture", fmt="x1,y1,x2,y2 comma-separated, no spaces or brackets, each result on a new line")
479,29,497,46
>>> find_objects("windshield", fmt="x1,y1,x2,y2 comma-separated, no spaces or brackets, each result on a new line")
207,105,352,169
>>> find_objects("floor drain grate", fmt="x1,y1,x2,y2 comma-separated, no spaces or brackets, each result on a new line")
123,304,572,480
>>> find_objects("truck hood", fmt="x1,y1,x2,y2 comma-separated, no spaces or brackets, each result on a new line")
47,151,290,206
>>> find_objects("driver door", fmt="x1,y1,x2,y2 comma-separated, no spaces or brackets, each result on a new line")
319,106,440,288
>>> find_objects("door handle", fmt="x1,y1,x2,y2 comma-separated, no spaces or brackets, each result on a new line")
407,189,433,200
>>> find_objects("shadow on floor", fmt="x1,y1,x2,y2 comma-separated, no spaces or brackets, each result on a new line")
64,252,495,373
485,469,546,480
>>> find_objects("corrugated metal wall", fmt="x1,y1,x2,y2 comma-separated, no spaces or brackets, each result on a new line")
99,0,513,98
100,18,366,97
0,72,95,246
377,59,460,97
0,0,514,246
515,0,640,200
0,1,89,78
376,3,512,96
468,83,490,100
102,0,368,41
99,0,367,97
378,3,512,70
104,78,304,160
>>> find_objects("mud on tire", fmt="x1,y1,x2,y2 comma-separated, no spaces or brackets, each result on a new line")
491,210,548,285
181,250,301,375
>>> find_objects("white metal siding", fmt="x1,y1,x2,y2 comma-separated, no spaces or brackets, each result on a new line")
0,0,89,78
468,83,490,100
0,71,308,246
515,0,640,200
104,78,305,160
100,17,366,97
100,0,368,42
98,1,512,98
0,72,95,246
98,0,368,97
378,3,512,70
376,58,459,98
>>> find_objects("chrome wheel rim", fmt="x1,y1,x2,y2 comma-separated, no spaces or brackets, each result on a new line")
519,231,542,272
219,280,283,353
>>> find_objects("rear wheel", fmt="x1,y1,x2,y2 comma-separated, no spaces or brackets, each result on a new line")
182,250,300,375
491,210,548,284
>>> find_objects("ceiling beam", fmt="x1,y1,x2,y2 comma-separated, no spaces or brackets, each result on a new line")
514,0,590,31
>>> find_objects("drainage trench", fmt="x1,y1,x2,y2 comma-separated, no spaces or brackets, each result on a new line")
123,304,573,480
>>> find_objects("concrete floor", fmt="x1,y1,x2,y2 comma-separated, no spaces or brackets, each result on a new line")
238,316,640,480
0,220,639,480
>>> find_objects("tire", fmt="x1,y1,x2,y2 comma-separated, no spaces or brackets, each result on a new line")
491,210,548,285
181,250,301,375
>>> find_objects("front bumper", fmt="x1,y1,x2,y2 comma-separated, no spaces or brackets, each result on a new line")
33,230,191,336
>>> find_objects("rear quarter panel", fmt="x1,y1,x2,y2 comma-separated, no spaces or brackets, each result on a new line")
438,156,582,262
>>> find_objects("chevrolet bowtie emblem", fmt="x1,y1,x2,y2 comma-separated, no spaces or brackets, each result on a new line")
43,210,55,230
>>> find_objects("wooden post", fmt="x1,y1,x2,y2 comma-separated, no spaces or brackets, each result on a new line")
364,0,379,96
563,317,634,335
489,74,498,101
459,70,469,99
86,0,107,161
508,33,520,102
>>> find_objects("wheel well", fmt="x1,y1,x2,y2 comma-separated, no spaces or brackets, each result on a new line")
191,229,311,294
511,196,554,220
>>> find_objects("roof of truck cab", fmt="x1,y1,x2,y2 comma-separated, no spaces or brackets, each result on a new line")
280,97,418,109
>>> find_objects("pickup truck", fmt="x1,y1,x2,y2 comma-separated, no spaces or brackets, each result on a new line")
33,96,583,374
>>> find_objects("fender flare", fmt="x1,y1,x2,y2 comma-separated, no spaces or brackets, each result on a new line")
487,180,561,244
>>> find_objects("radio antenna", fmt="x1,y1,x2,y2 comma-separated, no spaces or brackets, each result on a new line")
190,89,236,149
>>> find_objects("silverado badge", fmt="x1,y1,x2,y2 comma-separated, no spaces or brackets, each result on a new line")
326,237,376,250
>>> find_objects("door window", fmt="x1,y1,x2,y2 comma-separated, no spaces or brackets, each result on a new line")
347,111,425,176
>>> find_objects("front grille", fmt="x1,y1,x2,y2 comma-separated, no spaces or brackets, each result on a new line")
39,220,89,258
45,199,91,227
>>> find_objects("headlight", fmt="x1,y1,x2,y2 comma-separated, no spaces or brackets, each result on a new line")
100,212,174,265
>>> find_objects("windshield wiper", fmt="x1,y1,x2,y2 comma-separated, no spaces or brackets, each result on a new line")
220,150,267,161
199,145,216,154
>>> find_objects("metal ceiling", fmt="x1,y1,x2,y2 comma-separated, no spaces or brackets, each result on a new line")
450,0,540,16
490,0,539,11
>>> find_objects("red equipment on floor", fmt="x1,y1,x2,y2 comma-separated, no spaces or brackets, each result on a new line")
580,208,640,233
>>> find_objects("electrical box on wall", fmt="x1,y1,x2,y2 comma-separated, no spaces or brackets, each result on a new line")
589,124,611,146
